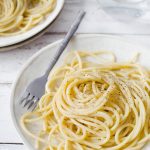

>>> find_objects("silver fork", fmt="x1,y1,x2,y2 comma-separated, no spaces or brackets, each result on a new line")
20,10,85,111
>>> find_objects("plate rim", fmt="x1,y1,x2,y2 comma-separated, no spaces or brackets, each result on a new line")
10,34,149,150
0,0,65,47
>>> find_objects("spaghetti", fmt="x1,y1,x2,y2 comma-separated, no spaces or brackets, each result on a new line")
0,0,56,36
21,51,150,150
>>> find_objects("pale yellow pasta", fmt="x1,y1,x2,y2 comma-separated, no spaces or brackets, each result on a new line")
21,51,150,150
0,0,56,36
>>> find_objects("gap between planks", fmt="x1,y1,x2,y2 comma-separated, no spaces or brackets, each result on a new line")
0,143,23,145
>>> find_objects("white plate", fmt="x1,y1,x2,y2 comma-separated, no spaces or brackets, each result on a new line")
0,0,64,48
10,34,150,150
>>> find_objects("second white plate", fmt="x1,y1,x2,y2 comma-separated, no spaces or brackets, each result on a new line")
0,0,64,48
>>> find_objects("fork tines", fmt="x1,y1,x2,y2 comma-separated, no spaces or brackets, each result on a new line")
20,92,39,111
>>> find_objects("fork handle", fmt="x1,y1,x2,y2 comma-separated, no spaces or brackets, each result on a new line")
45,10,85,77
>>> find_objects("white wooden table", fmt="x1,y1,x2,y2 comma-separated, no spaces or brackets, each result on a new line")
1,0,150,149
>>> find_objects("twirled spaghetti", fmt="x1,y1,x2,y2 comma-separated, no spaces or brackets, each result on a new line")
0,0,56,35
21,51,150,150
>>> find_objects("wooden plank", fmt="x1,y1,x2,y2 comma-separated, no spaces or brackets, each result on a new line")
0,34,63,84
0,84,22,143
0,144,26,150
